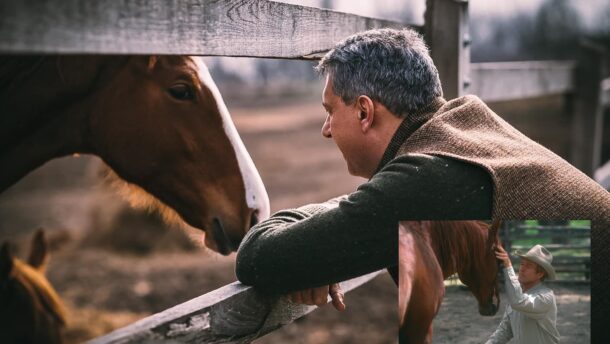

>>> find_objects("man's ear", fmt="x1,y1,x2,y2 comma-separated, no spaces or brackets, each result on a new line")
356,95,375,133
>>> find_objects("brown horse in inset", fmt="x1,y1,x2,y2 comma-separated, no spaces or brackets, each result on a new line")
0,230,67,344
399,221,501,343
0,56,269,254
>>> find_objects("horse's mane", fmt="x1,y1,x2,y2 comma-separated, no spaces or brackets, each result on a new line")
429,221,491,277
100,166,201,243
12,258,68,326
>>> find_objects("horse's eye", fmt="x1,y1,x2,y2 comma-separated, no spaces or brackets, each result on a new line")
168,83,195,101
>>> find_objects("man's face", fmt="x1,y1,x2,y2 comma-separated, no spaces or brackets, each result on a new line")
321,75,368,177
518,259,545,285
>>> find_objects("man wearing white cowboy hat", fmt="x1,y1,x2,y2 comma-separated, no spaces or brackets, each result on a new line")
486,244,561,344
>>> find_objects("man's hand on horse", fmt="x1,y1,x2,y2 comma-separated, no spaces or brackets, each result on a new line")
287,283,346,311
494,244,512,268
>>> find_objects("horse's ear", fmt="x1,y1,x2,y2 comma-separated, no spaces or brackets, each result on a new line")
28,229,49,271
130,56,158,75
0,242,13,280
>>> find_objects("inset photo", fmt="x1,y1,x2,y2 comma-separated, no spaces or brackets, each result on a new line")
399,220,590,344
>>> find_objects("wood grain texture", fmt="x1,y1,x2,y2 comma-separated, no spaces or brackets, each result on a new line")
88,270,384,344
0,0,410,57
470,61,576,102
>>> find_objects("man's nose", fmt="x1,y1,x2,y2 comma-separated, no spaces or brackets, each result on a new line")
321,115,332,138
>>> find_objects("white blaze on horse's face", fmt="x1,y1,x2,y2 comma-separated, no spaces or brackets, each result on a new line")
193,57,270,224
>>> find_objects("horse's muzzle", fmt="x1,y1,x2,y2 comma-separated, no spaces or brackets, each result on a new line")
479,303,499,316
211,218,240,255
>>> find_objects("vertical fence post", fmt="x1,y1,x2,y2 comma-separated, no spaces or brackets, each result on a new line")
424,0,470,100
571,42,606,176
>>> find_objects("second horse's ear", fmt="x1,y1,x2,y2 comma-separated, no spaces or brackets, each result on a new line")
0,242,14,280
28,229,49,272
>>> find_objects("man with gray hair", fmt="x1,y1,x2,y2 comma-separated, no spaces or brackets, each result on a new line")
488,244,560,343
236,28,610,309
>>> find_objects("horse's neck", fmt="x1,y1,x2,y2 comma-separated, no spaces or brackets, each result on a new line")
428,221,485,279
0,56,125,193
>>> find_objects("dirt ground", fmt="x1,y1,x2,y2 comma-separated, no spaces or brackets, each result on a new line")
0,97,591,343
434,284,590,343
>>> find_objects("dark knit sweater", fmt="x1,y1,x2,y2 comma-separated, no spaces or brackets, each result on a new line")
235,98,494,293
236,95,610,295
235,154,492,293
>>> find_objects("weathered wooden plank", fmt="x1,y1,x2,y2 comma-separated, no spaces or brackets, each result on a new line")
470,61,576,102
89,270,384,344
425,0,470,99
0,0,410,57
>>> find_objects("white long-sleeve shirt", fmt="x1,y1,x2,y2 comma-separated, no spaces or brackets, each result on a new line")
486,267,560,344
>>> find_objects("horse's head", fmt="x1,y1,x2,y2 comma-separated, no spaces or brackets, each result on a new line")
89,56,270,255
0,230,67,344
456,221,501,316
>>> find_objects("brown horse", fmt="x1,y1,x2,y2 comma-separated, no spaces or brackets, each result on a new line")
0,230,67,344
399,220,501,343
0,56,269,254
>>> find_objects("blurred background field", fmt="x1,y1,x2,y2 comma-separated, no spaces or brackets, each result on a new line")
0,0,606,342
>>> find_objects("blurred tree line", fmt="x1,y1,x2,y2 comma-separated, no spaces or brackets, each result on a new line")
471,0,610,62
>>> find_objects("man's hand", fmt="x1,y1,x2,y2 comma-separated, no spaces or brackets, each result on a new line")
495,244,512,268
287,283,346,311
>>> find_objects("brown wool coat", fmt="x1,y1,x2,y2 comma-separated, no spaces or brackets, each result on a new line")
396,95,610,228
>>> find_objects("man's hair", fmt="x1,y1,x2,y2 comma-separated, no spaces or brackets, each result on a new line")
315,28,443,117
535,264,548,281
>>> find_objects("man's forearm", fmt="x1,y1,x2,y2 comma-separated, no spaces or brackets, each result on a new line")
236,196,396,294
236,155,492,293
503,267,523,305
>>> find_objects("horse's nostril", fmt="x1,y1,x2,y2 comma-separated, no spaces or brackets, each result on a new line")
249,210,260,228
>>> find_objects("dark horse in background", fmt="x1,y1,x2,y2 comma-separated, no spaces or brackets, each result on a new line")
399,220,501,343
1,230,67,344
0,56,270,254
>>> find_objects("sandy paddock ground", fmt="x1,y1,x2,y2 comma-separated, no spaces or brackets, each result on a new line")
434,284,590,343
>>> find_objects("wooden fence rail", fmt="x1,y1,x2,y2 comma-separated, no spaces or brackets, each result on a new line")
89,271,384,344
470,61,576,102
0,0,405,58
